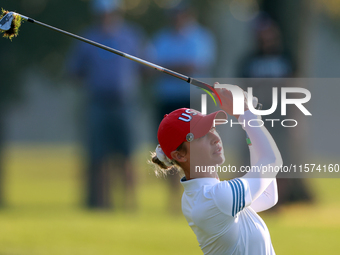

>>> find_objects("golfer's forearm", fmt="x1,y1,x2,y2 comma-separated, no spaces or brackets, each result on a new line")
239,111,282,200
249,144,258,166
240,111,282,173
241,111,281,167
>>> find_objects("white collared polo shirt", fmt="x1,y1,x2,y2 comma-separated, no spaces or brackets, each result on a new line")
181,177,275,255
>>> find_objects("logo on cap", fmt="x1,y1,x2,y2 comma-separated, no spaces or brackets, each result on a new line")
186,133,194,142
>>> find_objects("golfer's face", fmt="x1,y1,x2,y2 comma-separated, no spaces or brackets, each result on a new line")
189,127,225,168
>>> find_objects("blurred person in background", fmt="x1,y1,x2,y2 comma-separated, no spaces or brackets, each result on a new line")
148,1,217,212
239,13,312,205
240,13,293,78
67,0,147,210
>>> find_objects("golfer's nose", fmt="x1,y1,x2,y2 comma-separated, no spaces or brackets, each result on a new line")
209,130,220,145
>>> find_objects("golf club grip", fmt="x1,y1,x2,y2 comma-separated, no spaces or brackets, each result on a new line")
189,78,214,90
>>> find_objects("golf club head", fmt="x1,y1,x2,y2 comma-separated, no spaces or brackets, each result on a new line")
0,12,14,31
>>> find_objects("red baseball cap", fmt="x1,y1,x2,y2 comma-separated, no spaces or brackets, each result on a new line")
157,108,227,159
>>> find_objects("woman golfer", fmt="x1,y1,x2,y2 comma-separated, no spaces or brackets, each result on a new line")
151,85,282,255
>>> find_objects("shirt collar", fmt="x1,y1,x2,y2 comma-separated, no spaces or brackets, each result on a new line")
180,176,220,191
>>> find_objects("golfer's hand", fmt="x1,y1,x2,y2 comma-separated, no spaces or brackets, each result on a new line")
213,83,249,119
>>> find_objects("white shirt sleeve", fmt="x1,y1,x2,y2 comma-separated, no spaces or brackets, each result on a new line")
210,111,282,217
248,142,279,212
210,178,252,217
249,179,278,212
238,110,283,203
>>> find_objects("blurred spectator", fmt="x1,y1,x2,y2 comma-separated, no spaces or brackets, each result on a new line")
241,13,293,78
67,0,146,209
149,2,217,212
239,13,313,205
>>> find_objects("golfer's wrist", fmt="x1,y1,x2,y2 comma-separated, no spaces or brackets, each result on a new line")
235,107,249,120
237,110,258,123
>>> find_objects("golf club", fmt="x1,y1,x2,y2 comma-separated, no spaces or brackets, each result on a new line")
0,10,222,105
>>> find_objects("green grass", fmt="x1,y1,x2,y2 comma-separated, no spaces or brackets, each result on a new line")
0,144,340,254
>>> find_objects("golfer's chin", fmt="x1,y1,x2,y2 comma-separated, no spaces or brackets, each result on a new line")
190,154,225,168
212,153,225,166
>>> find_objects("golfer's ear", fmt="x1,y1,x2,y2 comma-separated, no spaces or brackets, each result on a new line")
171,151,187,162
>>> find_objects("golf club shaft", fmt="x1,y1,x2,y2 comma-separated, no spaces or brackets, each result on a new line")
19,13,213,91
